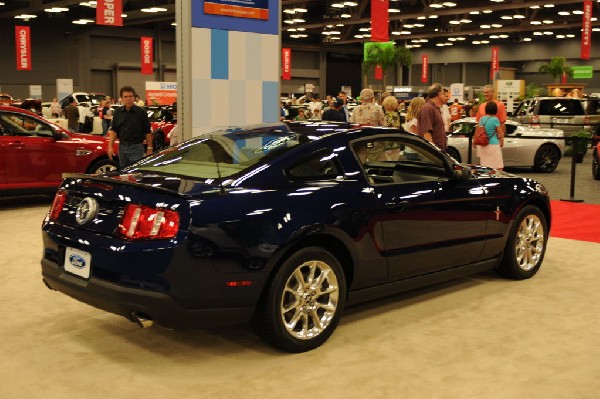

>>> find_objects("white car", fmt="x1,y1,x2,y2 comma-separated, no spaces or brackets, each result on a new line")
447,117,565,173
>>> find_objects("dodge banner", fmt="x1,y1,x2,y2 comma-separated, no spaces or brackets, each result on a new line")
15,26,32,71
141,37,153,75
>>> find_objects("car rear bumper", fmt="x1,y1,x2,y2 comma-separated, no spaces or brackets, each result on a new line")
41,259,255,329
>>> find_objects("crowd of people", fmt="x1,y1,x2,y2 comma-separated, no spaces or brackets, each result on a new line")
281,84,505,169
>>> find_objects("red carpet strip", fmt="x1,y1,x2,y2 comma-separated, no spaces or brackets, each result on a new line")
550,200,600,244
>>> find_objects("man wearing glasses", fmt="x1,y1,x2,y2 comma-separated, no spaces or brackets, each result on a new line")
107,86,152,167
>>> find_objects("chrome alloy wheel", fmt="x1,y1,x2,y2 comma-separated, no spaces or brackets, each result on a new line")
514,214,545,271
280,260,340,340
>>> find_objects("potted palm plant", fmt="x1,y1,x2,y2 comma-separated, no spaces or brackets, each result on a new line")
565,129,593,163
538,57,574,83
362,42,412,89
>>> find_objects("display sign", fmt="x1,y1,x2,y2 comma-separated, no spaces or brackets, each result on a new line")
96,0,123,26
141,37,154,75
29,85,42,99
145,81,177,106
192,0,278,34
421,55,428,83
57,79,73,101
450,83,464,102
305,83,314,93
204,0,268,20
282,48,291,80
371,0,389,42
15,26,31,71
491,47,499,80
572,66,594,79
341,86,352,98
581,0,592,60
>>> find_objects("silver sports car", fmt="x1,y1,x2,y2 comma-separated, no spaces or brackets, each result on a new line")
447,117,565,173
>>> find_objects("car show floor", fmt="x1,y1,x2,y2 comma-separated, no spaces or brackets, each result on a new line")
1,155,599,399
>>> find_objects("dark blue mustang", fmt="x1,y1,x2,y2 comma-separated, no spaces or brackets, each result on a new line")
41,123,550,352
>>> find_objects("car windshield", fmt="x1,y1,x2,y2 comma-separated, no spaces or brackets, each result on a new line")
134,127,303,179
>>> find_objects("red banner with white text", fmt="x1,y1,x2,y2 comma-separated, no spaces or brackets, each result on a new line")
282,48,291,80
96,0,123,26
371,0,389,42
581,0,592,60
491,47,499,80
15,26,32,71
374,65,383,80
141,37,154,75
421,55,428,83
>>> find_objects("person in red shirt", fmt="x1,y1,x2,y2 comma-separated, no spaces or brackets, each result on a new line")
449,98,463,122
476,85,506,135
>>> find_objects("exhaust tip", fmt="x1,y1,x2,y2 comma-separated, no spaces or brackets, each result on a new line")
131,312,154,328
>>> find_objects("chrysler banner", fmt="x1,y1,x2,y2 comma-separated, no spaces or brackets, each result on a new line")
15,26,31,71
141,37,153,75
421,55,428,83
282,48,291,80
96,0,123,26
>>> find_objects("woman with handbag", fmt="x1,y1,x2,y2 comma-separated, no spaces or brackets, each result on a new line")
473,101,504,170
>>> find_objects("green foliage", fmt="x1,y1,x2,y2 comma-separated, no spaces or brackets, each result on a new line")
362,42,412,86
524,83,542,99
538,57,574,82
565,129,593,156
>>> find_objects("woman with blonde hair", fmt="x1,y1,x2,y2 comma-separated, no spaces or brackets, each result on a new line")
403,97,426,133
382,95,401,128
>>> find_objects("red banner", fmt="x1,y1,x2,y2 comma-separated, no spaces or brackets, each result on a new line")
96,0,123,26
141,37,153,75
282,48,291,80
15,26,32,71
491,47,499,80
581,0,592,60
371,0,389,42
374,65,383,80
421,55,428,83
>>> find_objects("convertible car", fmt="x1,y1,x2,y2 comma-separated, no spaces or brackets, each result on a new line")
41,124,550,352
0,106,118,196
448,117,565,172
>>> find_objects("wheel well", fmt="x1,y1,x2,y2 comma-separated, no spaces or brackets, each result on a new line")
522,198,552,232
263,234,355,296
537,142,562,158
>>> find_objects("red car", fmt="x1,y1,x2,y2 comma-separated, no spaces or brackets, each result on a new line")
0,106,119,196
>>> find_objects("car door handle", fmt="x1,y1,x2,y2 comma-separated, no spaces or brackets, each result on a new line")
385,200,409,211
8,142,25,148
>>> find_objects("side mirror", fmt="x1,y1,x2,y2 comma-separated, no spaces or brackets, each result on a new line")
452,163,471,179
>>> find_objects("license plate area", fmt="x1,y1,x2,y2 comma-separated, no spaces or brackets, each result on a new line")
63,247,92,279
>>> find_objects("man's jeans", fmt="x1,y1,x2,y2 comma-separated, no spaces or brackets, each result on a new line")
118,143,145,167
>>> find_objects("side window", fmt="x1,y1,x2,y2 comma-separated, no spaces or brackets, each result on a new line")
515,100,530,116
505,124,517,135
354,138,447,184
286,151,341,180
2,114,53,137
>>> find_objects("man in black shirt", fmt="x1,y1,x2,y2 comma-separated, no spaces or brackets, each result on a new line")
322,97,346,122
108,86,152,167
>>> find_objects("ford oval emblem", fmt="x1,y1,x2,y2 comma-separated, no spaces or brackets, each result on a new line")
69,254,86,269
75,197,99,225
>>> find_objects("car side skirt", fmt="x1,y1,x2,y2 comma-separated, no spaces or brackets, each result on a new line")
346,256,501,306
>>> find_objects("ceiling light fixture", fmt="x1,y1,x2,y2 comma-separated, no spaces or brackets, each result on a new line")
15,14,37,20
45,7,69,13
72,18,95,25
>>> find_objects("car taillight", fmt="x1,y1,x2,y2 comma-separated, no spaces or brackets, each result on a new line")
49,190,67,220
118,204,179,240
531,115,540,126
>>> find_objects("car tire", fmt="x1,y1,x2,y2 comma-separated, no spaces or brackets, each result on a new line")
593,150,600,180
447,147,461,162
88,159,118,175
153,129,166,152
497,205,547,280
532,144,561,173
256,247,346,353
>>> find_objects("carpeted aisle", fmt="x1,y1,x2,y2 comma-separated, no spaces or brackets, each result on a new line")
550,200,600,243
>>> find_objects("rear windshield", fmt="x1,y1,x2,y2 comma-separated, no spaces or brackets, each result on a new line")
537,99,583,116
134,128,304,179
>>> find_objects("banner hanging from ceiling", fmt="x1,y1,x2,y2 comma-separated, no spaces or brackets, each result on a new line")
96,0,123,26
141,37,154,75
491,47,499,80
581,0,592,60
421,55,428,83
15,26,32,71
371,0,389,42
282,48,291,80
